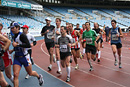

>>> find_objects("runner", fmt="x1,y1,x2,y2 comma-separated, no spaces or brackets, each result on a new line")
21,25,37,79
9,22,44,87
69,23,82,70
109,20,123,68
0,23,14,83
105,25,110,42
41,17,55,71
82,22,99,71
0,31,11,87
56,26,76,82
54,18,62,74
74,23,81,32
93,23,105,62
80,24,86,58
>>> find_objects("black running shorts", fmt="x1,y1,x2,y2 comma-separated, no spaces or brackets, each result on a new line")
111,43,122,49
60,52,71,60
45,42,54,50
85,44,97,55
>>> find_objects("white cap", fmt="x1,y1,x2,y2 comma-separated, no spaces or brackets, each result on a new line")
45,17,51,21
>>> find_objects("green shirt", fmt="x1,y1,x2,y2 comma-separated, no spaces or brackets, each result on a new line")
82,29,98,46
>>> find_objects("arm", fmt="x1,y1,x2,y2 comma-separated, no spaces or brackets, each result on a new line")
0,34,11,51
118,28,123,38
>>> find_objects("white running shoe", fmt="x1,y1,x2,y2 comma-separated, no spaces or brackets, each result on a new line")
38,74,44,86
119,63,122,69
114,60,118,66
66,76,70,82
48,65,52,71
75,65,79,70
25,74,30,79
89,66,93,71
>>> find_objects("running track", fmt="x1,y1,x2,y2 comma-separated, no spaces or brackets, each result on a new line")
4,33,130,87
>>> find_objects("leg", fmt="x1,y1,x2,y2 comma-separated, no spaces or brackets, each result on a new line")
117,48,122,68
71,49,78,69
55,47,61,73
65,56,71,82
25,65,44,86
111,45,118,66
13,65,21,87
5,63,13,83
86,52,93,71
48,47,54,71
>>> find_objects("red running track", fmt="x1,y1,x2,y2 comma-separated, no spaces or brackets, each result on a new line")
32,33,130,87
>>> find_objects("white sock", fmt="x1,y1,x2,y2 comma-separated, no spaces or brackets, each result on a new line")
119,55,122,64
57,61,61,71
83,48,85,54
88,59,92,68
10,75,14,83
98,51,101,59
66,66,71,77
49,64,52,68
113,53,117,61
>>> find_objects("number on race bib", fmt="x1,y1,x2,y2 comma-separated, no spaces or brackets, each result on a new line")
60,45,67,52
47,32,54,39
112,34,118,40
86,38,92,44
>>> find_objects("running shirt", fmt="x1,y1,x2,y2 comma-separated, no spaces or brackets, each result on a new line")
55,27,61,42
13,32,31,67
26,33,36,50
71,30,80,49
0,33,12,67
74,28,81,32
80,28,86,34
93,28,101,34
111,27,121,44
82,29,98,46
41,25,55,43
57,35,73,53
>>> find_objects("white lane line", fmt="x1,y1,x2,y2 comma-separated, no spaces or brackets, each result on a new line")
40,42,74,87
41,42,126,87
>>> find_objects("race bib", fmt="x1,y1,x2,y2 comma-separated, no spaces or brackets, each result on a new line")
86,38,92,44
47,32,54,39
60,45,67,52
112,34,118,40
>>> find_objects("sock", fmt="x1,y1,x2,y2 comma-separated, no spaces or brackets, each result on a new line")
119,55,122,64
66,66,71,77
57,61,61,71
98,51,101,59
10,75,14,83
83,48,85,54
49,64,52,68
88,59,92,68
113,53,117,61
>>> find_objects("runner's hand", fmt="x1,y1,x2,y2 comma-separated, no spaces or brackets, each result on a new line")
12,41,18,47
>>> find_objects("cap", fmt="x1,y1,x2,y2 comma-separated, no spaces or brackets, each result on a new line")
8,22,19,28
45,17,51,21
21,25,29,29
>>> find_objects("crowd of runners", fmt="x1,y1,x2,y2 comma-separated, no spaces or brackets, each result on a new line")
0,17,123,87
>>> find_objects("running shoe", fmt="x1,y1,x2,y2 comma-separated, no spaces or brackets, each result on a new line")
48,66,52,71
38,74,44,86
80,52,83,59
89,66,93,71
97,59,100,62
57,70,62,74
93,57,96,61
114,60,118,66
119,63,122,69
75,65,79,70
25,74,30,79
53,54,56,63
66,76,70,82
